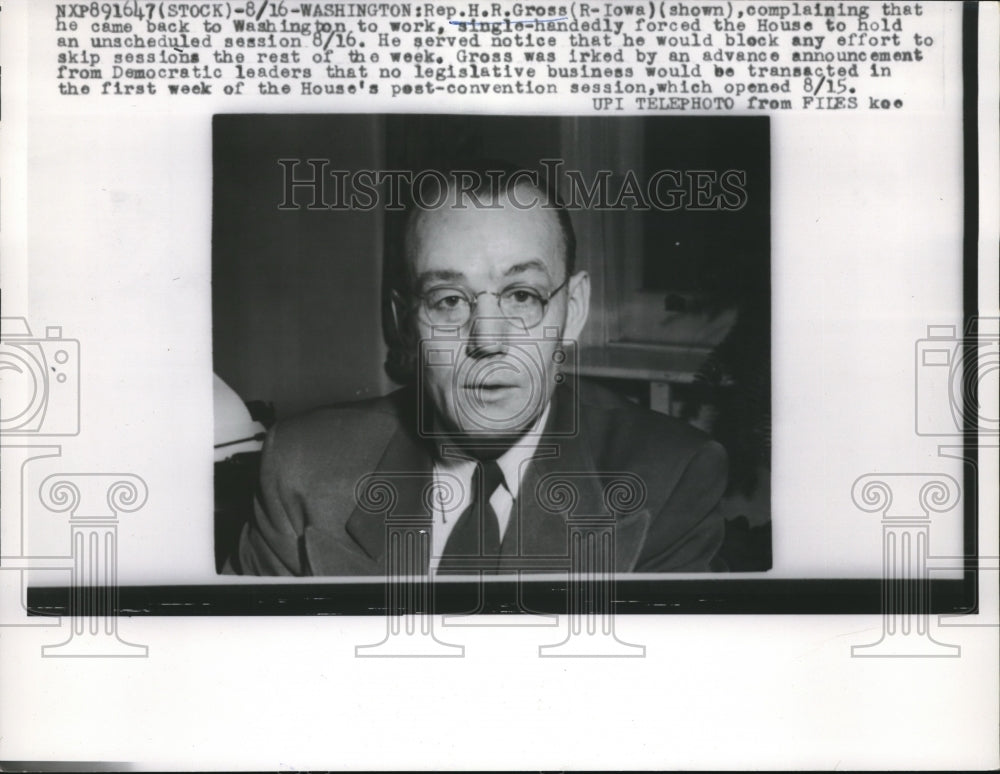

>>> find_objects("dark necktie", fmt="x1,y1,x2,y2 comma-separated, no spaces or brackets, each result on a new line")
438,460,505,574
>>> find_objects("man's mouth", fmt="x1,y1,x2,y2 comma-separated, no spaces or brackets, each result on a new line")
458,360,531,404
465,381,518,389
464,382,519,394
462,382,521,406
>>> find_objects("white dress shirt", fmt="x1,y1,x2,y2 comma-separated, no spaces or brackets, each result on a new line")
429,403,551,575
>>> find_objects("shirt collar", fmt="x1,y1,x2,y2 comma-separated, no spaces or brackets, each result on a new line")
435,401,551,498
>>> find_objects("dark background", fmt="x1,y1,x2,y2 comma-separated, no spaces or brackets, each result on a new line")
213,115,393,419
213,114,769,417
212,114,771,572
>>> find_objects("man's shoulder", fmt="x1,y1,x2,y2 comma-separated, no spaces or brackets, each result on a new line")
576,379,712,463
264,381,717,477
277,390,408,434
263,390,410,473
574,380,728,520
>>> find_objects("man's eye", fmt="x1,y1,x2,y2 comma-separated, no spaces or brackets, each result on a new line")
432,294,464,309
506,289,540,304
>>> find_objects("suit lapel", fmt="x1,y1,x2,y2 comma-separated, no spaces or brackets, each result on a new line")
506,387,651,572
335,386,652,574
343,416,434,568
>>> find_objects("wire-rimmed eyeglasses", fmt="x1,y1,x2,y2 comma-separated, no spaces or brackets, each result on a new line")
413,276,570,329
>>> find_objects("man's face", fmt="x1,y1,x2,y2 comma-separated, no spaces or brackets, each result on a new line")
409,191,589,440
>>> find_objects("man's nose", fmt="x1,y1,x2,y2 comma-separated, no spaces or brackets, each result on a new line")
465,313,511,358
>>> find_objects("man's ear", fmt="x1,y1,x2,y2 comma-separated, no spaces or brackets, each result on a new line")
563,270,590,343
384,288,419,384
388,288,412,344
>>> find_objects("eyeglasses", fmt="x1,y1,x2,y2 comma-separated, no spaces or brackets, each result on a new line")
414,276,570,330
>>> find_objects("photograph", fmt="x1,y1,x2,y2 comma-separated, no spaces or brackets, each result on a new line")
212,114,773,581
1,0,996,770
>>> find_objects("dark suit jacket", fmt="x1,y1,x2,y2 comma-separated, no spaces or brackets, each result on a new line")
228,381,727,576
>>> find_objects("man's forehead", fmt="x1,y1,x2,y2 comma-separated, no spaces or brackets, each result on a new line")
416,195,560,234
415,259,552,287
409,195,564,268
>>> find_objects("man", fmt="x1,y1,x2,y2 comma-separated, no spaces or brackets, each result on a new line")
229,167,727,576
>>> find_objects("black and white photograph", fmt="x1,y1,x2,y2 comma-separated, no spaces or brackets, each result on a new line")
212,114,772,581
1,0,997,770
